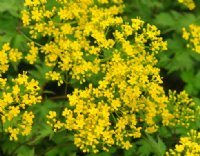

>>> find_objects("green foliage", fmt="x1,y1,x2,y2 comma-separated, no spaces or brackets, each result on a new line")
136,134,166,156
0,0,24,46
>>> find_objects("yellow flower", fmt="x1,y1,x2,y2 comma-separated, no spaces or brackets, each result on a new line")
31,7,42,21
0,72,41,140
8,48,22,62
20,111,35,136
47,111,57,119
45,71,64,86
5,127,20,141
22,10,31,26
6,106,20,121
25,42,39,64
178,0,195,10
167,129,200,155
182,24,200,53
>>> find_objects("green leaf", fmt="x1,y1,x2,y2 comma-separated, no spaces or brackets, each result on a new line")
11,33,26,49
194,71,200,89
136,134,166,156
154,12,175,27
1,138,19,155
52,131,73,144
157,137,166,154
181,70,195,83
158,126,172,138
45,142,77,156
31,100,59,118
181,70,200,96
29,123,54,145
137,138,152,156
0,12,19,46
0,0,23,17
16,146,34,156
185,84,199,96
177,13,196,29
167,50,194,73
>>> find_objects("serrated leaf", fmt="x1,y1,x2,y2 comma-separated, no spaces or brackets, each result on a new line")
167,50,194,73
136,134,166,156
137,138,152,156
175,13,196,32
154,12,175,27
157,137,166,154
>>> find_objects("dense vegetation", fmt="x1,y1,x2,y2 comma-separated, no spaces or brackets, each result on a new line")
1,0,200,155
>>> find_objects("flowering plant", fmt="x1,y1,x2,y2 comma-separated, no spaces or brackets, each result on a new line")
1,0,200,155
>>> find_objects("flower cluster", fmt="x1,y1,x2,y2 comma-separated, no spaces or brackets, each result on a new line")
0,0,195,154
163,90,196,128
22,0,124,84
0,43,22,76
182,25,200,53
45,71,63,86
0,72,42,140
178,0,196,10
28,0,200,153
166,129,200,155
46,12,170,152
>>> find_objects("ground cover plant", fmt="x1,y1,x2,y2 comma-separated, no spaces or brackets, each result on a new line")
1,0,200,155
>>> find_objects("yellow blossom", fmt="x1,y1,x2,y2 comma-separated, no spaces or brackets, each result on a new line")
178,0,195,10
182,24,200,53
0,72,41,140
167,129,200,155
45,71,64,86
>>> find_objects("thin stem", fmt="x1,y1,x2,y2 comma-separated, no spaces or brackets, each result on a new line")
16,20,43,47
49,95,67,100
111,113,117,123
10,136,37,155
19,31,43,47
